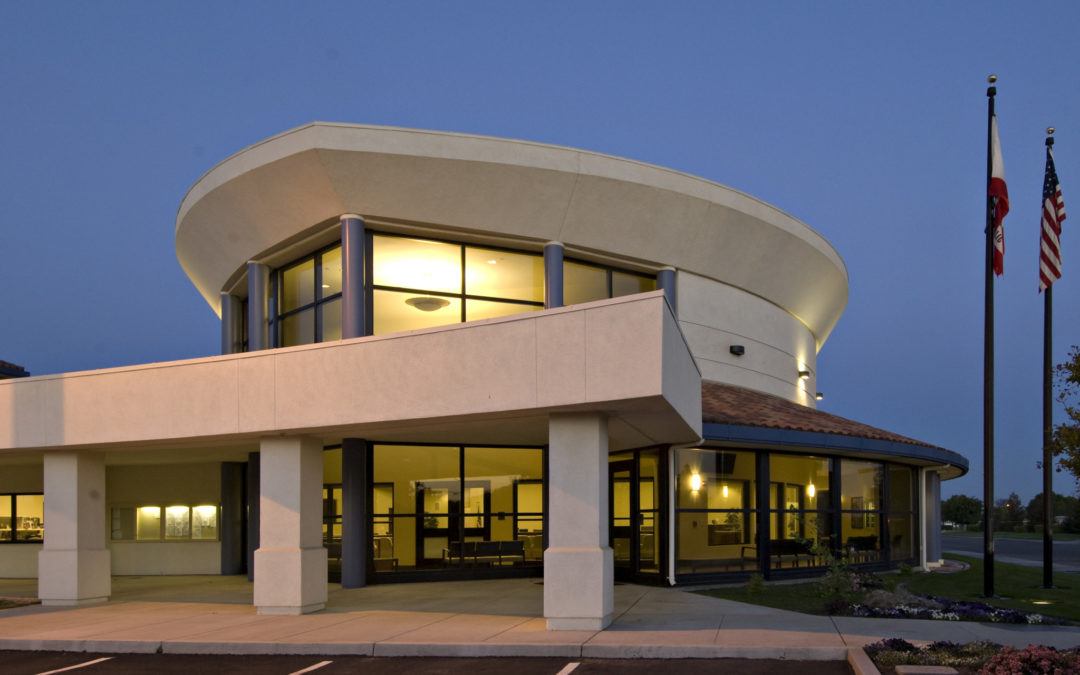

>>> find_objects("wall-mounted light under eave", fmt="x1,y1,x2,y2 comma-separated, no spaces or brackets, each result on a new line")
816,392,824,401
798,369,811,381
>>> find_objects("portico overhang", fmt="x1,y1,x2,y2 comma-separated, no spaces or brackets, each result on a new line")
0,293,701,457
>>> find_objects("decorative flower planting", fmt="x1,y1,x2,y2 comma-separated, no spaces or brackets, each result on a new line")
865,639,1080,674
848,595,1061,625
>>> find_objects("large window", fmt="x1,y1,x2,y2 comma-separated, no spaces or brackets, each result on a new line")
675,449,756,575
275,244,343,347
840,460,883,563
372,235,543,335
371,443,544,575
564,259,655,306
267,233,662,348
888,465,917,561
0,493,43,543
110,504,219,542
768,454,831,570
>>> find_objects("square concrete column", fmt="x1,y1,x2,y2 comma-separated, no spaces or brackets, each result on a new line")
254,437,327,614
38,452,110,606
544,412,613,630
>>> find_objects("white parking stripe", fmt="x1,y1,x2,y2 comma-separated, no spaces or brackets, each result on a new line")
35,657,114,675
555,663,581,675
288,660,333,675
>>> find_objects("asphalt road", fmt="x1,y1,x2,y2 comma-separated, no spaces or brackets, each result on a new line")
0,652,852,675
942,532,1080,572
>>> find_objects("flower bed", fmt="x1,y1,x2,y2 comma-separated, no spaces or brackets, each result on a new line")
865,639,1080,674
849,595,1061,625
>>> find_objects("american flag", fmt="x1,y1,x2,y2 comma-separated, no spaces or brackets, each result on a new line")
1039,145,1067,291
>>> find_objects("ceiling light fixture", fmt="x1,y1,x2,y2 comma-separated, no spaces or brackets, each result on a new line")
405,296,451,312
689,472,703,492
806,482,816,498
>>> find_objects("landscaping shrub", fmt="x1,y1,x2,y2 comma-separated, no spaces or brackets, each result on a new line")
979,644,1080,674
865,639,1004,670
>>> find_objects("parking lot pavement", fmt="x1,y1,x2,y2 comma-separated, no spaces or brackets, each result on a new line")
0,652,853,674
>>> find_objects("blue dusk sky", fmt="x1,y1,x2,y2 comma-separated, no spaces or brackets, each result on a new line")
2,2,1078,502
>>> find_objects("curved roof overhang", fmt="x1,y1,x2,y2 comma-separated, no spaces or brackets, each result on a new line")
176,123,849,348
702,423,968,479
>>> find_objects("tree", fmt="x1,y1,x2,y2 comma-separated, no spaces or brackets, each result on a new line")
1052,346,1080,489
942,494,982,527
1024,492,1080,533
994,492,1026,532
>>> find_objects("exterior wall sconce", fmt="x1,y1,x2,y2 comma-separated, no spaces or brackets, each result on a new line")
798,369,811,380
729,345,745,356
689,471,703,493
815,392,824,401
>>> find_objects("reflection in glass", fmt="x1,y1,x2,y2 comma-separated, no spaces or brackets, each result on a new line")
373,236,462,294
137,506,161,540
111,507,135,541
465,247,543,301
165,506,191,539
465,299,539,322
373,289,461,335
0,497,10,541
281,308,316,346
14,495,43,541
192,505,218,540
612,271,656,297
564,261,608,305
281,259,315,312
841,460,882,510
676,448,755,509
320,297,342,341
320,246,343,297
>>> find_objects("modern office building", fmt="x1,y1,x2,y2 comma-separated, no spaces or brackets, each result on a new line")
0,123,965,629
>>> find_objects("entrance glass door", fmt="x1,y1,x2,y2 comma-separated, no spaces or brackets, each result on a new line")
609,450,664,581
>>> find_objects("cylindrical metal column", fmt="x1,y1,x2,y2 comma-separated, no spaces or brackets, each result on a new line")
247,262,270,351
544,241,564,309
340,438,369,588
340,214,367,339
245,451,260,582
656,267,677,316
220,293,242,354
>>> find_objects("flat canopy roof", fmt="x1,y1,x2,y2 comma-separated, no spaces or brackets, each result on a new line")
700,380,968,478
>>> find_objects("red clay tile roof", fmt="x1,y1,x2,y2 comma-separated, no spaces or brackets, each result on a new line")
702,380,939,449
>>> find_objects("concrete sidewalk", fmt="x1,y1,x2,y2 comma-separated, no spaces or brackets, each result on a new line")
1,577,1079,659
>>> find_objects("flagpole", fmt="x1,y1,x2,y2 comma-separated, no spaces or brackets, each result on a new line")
1042,127,1056,589
983,74,997,598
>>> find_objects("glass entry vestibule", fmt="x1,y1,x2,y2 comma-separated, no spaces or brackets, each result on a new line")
609,448,666,582
322,443,546,583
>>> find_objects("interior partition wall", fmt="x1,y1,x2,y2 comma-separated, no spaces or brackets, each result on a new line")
673,446,921,584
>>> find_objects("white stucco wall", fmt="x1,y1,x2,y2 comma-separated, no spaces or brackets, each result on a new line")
677,271,817,405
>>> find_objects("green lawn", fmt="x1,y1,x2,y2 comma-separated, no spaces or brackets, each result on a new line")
697,555,1080,623
943,530,1080,541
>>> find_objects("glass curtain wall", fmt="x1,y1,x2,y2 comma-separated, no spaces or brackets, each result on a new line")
372,444,544,576
0,494,43,542
564,260,656,306
769,454,832,570
276,244,343,347
267,233,663,349
840,460,883,563
888,465,917,561
674,448,756,574
372,235,543,335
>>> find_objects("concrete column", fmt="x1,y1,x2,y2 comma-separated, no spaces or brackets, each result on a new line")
924,470,943,565
544,241,564,309
340,214,367,339
220,462,246,575
656,267,677,316
220,293,243,354
254,437,327,614
544,412,612,630
38,452,110,606
340,438,369,588
247,261,270,350
245,452,260,581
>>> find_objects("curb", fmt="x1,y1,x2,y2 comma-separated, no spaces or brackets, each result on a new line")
0,637,849,660
848,647,881,675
